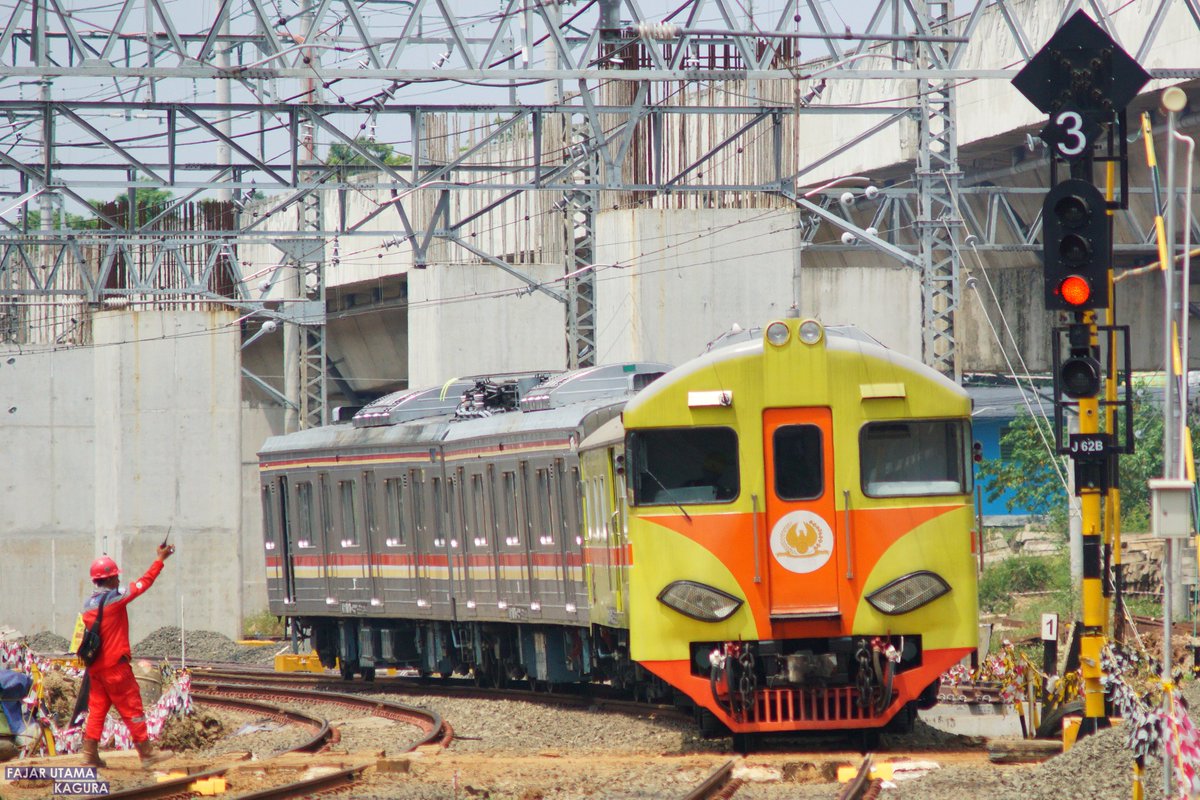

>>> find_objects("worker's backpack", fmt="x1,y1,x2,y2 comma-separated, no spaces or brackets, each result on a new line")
77,593,110,667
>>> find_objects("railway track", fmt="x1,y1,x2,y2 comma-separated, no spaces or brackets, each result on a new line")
189,662,691,723
89,677,448,800
1128,613,1198,639
680,759,739,800
834,756,882,800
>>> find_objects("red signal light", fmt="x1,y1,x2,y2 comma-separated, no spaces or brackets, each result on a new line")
1059,275,1092,306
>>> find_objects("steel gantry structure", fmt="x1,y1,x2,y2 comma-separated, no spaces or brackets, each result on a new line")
3,0,1200,422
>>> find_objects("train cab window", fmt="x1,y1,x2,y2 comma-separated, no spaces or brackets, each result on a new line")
383,477,406,547
628,427,738,505
773,425,823,500
861,420,968,497
295,481,315,548
338,480,360,547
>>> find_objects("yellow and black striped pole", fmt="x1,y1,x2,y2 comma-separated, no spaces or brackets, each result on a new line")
1077,310,1108,736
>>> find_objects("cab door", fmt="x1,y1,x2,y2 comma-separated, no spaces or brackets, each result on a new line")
762,408,840,618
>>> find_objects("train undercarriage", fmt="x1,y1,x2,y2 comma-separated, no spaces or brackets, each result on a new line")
295,616,672,701
290,616,940,743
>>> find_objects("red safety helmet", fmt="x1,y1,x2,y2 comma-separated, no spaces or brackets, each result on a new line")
90,556,120,581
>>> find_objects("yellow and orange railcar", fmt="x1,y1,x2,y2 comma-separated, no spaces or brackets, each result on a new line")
580,316,977,736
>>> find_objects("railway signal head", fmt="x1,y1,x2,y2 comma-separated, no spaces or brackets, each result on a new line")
1042,179,1110,310
1059,323,1102,399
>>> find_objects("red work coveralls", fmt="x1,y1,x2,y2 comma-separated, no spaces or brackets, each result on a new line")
79,559,164,742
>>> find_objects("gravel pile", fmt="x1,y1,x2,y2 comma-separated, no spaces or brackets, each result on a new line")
22,631,70,653
132,627,281,665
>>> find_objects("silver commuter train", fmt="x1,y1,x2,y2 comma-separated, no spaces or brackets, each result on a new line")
258,363,669,685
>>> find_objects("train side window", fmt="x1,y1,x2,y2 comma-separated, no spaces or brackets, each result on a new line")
536,468,553,546
363,472,379,545
261,484,277,551
295,481,314,548
627,427,739,505
501,471,519,546
432,477,445,547
410,470,425,538
319,476,335,548
860,420,968,497
339,480,360,547
471,474,487,546
486,465,500,544
773,425,823,500
384,477,406,547
570,468,583,546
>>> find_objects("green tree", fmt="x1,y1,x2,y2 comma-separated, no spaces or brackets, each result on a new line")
976,384,1186,532
327,138,411,169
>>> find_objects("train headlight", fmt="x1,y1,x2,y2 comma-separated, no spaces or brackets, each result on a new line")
657,581,743,621
798,319,823,345
865,571,950,615
766,321,791,347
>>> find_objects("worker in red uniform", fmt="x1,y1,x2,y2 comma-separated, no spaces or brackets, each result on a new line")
79,543,175,769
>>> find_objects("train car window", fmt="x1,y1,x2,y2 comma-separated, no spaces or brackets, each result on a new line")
260,485,276,550
319,476,335,547
447,475,463,549
860,420,968,497
486,466,500,544
470,474,487,546
363,472,379,544
383,477,406,547
627,427,739,505
410,470,425,538
432,477,445,547
773,425,823,500
570,468,583,546
338,480,360,547
295,481,314,548
501,471,520,546
536,469,553,546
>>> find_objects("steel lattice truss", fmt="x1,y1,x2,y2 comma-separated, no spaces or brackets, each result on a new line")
2,0,1200,399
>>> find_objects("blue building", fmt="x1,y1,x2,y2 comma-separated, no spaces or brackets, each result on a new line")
966,383,1057,525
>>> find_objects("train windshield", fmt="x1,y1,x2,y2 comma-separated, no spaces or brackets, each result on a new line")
627,427,739,505
860,419,969,497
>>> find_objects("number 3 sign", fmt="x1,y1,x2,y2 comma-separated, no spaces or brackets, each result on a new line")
1039,107,1101,160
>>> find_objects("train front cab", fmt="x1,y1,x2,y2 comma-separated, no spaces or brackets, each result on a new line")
622,318,978,736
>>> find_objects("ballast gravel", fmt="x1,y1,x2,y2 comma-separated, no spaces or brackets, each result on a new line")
132,626,282,664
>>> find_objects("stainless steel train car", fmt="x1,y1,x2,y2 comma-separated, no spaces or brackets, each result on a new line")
259,364,669,685
260,317,977,742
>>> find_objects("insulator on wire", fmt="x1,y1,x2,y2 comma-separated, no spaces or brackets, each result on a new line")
636,22,681,40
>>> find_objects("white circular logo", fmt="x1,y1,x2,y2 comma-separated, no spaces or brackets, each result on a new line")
769,510,834,574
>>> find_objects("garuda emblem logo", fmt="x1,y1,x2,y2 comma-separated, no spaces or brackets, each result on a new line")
769,511,834,574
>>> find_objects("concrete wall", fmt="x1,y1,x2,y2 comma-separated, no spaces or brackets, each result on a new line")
0,310,245,642
595,208,922,364
407,262,568,386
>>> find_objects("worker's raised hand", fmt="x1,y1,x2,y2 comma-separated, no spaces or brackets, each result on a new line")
157,543,176,561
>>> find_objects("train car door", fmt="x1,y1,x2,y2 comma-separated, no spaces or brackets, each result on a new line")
265,477,296,608
336,475,371,607
762,408,840,618
318,474,337,604
361,471,383,607
553,459,578,614
382,474,418,609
